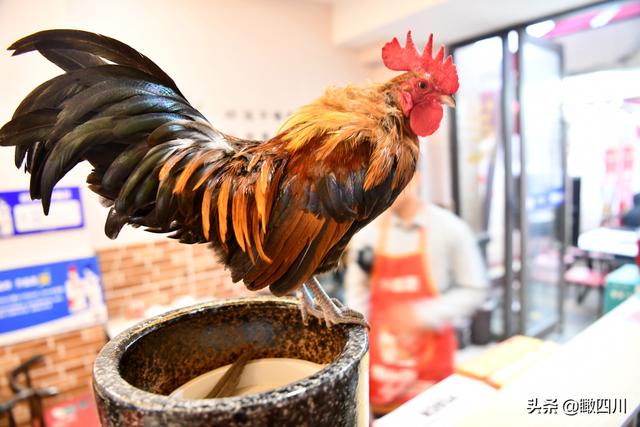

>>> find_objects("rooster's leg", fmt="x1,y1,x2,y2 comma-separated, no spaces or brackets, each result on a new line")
299,277,369,328
297,285,323,326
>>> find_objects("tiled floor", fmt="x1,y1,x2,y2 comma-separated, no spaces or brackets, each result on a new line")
454,286,602,369
547,283,602,343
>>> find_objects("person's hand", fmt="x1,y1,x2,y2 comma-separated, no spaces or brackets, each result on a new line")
415,298,449,331
382,301,427,334
383,299,449,333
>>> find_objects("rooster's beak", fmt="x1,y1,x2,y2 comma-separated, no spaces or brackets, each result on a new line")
440,95,456,108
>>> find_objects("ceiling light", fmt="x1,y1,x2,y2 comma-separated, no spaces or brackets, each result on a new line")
590,6,620,29
526,20,556,38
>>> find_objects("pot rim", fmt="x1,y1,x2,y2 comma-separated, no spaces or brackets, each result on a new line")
93,296,368,415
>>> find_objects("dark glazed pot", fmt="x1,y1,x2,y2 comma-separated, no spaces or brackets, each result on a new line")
93,297,369,426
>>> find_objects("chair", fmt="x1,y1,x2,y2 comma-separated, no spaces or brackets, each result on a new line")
564,263,608,315
0,355,58,427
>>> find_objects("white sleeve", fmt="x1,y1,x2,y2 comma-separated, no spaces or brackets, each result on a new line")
450,218,489,290
417,211,489,329
343,226,376,317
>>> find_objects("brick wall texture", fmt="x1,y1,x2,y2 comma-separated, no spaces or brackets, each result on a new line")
1,239,249,425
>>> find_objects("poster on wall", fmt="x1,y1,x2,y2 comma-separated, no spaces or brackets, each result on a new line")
0,187,84,238
0,256,107,346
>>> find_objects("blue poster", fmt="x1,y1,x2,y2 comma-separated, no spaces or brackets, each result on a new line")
0,257,106,337
527,186,565,211
0,187,84,238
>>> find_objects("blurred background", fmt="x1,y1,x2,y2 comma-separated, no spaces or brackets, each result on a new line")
0,0,638,425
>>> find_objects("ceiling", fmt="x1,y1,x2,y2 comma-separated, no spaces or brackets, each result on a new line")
321,0,603,47
555,18,640,74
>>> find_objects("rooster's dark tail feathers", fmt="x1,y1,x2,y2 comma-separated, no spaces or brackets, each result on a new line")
0,29,210,231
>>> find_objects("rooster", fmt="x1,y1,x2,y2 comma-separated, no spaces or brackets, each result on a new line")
0,30,457,327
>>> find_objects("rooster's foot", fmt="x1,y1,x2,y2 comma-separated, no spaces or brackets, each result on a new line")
297,277,370,329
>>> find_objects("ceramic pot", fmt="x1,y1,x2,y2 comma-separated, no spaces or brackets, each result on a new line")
93,297,369,426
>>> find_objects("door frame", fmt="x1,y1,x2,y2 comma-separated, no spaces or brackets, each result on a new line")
449,16,576,338
516,30,568,337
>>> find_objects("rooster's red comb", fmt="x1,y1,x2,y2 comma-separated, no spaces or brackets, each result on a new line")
382,31,459,94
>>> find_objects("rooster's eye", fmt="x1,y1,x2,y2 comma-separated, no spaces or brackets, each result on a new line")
417,81,428,90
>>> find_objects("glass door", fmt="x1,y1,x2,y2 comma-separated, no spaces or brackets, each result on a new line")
452,32,567,339
451,36,515,339
517,32,567,336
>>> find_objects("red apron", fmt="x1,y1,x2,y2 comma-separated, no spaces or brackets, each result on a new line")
369,214,456,408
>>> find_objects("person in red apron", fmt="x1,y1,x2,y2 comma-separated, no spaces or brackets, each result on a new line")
368,213,457,412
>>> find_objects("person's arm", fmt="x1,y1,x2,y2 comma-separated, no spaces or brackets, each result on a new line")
343,227,376,317
417,288,487,329
417,211,489,329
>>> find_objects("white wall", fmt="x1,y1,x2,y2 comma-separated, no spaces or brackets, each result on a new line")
332,0,444,46
0,0,370,266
